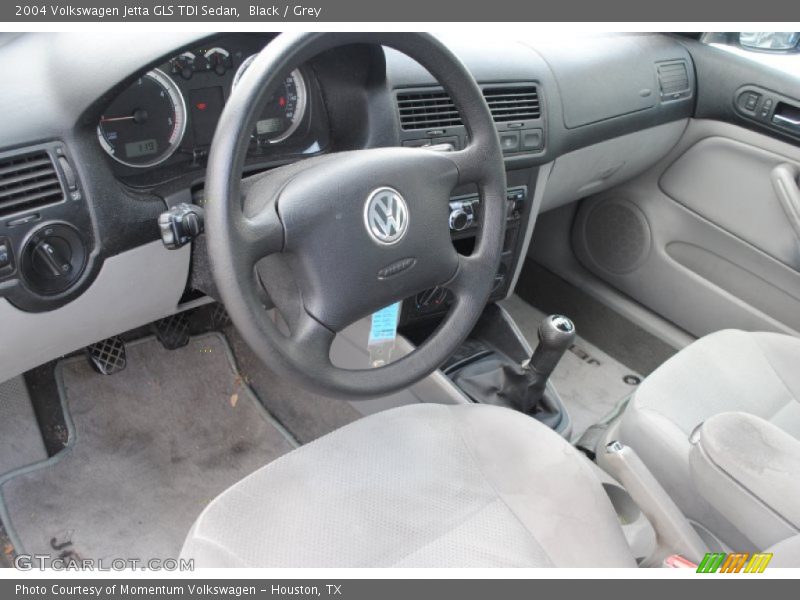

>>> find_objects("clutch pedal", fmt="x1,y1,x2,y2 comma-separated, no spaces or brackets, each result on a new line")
85,336,127,375
153,313,190,350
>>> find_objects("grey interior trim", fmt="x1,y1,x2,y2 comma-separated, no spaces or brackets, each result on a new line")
528,204,695,351
541,120,688,213
597,442,708,565
589,463,657,563
772,163,800,243
572,118,800,338
659,135,800,266
0,241,190,383
507,161,553,297
176,294,216,313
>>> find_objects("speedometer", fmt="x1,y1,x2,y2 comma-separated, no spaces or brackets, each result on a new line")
232,55,307,143
97,69,187,168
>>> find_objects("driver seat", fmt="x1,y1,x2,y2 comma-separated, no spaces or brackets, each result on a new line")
180,403,636,567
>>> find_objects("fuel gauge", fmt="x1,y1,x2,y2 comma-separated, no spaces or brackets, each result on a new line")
170,52,197,80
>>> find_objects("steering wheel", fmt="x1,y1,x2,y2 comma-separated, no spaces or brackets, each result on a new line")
205,32,507,399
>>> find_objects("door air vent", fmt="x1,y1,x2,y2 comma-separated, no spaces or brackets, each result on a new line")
0,151,65,217
397,84,542,130
657,61,691,100
483,86,541,122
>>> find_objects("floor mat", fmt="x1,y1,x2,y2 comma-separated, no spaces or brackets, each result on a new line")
0,377,47,477
515,260,677,376
501,295,641,441
0,333,296,561
224,325,362,444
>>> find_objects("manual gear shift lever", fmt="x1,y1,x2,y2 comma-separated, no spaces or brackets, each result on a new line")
520,315,576,413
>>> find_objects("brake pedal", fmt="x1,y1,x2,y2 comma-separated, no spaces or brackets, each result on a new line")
85,336,127,375
153,313,190,350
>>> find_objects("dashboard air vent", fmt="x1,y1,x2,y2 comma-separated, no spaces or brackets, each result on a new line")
0,151,64,217
657,61,690,100
397,90,462,130
397,84,542,130
484,86,541,122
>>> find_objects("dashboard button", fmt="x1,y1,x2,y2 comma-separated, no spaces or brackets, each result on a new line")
499,131,520,153
743,92,760,112
521,128,544,151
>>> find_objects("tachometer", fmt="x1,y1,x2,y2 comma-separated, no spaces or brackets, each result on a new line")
97,69,187,168
232,55,307,143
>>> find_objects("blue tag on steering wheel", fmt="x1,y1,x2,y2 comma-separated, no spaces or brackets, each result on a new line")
369,302,401,344
368,302,401,367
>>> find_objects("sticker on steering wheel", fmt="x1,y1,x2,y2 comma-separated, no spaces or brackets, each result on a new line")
368,302,401,367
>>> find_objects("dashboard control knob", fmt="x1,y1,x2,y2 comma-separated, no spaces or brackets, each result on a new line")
33,240,71,277
449,207,473,231
21,223,87,296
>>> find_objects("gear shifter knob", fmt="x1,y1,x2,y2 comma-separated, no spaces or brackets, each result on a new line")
519,315,575,414
530,315,576,376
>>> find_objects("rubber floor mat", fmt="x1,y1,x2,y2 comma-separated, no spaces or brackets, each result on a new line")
0,333,296,562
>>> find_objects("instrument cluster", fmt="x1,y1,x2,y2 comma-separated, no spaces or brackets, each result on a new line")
96,34,327,183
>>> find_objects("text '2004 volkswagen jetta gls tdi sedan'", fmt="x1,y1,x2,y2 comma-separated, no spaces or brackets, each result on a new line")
0,31,799,569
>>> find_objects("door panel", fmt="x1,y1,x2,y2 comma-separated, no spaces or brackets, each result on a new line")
660,136,800,266
573,118,800,337
569,38,800,339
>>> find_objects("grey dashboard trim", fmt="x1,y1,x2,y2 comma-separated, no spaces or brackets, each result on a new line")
0,241,190,383
541,120,689,213
507,161,553,296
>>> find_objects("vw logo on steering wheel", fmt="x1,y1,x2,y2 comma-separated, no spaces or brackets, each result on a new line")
364,187,409,245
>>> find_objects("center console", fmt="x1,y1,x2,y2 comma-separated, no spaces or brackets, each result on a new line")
400,183,529,324
395,166,573,437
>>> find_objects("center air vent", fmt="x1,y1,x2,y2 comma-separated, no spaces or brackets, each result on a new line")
657,61,691,100
397,90,461,130
0,151,65,217
397,85,541,130
484,87,541,122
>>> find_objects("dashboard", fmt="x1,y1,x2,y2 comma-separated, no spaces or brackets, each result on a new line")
0,31,699,383
96,33,330,187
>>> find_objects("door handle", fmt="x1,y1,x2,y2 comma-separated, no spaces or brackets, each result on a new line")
770,163,800,243
773,113,800,127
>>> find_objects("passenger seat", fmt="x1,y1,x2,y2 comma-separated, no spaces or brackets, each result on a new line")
618,329,800,552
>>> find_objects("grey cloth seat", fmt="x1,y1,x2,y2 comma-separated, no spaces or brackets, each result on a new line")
181,403,636,567
619,329,800,550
